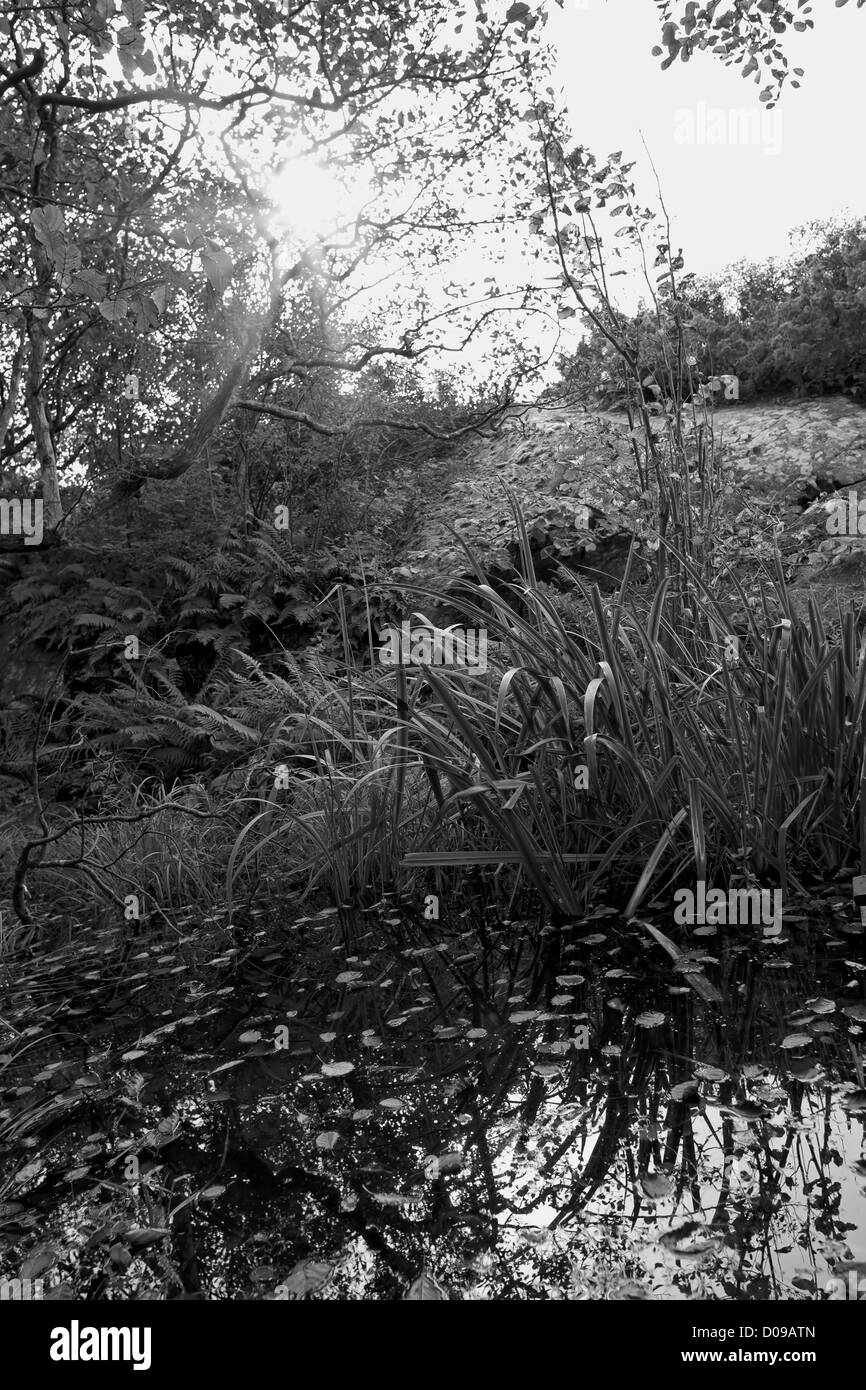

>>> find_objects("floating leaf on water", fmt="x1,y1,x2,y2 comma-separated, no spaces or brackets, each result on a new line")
718,1100,769,1121
658,1221,721,1259
371,1192,414,1206
321,1061,355,1078
635,1011,666,1028
785,1060,823,1082
670,1081,700,1103
550,994,574,1006
694,1065,728,1082
315,1131,340,1150
238,1031,262,1044
466,1028,488,1039
335,971,363,983
508,1010,540,1024
405,1272,448,1301
199,1186,226,1201
842,1089,866,1114
842,1003,866,1021
780,1033,812,1049
533,1065,562,1079
209,1059,245,1075
581,934,607,945
640,1172,673,1200
319,1032,338,1043
352,1109,373,1121
556,974,586,986
379,1097,405,1110
386,1017,408,1028
121,1050,148,1062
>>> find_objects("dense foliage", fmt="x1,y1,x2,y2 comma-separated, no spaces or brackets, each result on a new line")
558,217,866,409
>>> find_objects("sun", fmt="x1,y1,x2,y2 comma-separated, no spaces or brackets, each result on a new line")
268,156,369,243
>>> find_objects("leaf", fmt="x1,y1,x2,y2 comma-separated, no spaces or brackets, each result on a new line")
97,296,129,322
508,1009,540,1024
109,1242,133,1269
805,997,835,1015
315,1131,340,1150
71,267,107,301
199,1186,226,1200
20,1247,57,1279
238,1030,262,1044
505,1,530,20
150,283,169,314
780,1032,812,1048
31,205,64,250
635,1010,666,1028
321,1061,354,1077
842,1002,866,1021
278,1258,333,1299
335,971,362,983
200,247,233,294
404,1272,448,1300
126,1227,169,1248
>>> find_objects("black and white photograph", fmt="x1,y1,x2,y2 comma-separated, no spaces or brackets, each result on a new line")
0,0,865,1363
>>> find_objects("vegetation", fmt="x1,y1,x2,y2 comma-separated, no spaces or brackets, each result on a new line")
0,0,864,1313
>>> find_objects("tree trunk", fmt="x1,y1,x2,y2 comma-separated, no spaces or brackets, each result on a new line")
26,315,63,532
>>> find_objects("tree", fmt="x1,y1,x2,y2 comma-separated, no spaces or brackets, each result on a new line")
0,0,554,540
652,0,864,107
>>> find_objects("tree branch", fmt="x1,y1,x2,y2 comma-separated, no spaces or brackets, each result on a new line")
235,395,510,440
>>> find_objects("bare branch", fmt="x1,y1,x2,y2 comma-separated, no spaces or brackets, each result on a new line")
236,395,509,440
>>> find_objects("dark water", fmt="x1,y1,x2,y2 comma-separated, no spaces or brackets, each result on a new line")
1,896,865,1301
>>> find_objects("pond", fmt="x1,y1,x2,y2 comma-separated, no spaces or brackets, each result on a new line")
1,890,865,1301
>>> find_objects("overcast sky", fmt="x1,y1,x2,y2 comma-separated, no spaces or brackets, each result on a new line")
549,0,866,277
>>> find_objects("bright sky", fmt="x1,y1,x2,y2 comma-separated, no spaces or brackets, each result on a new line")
548,0,866,281
198,0,866,391
390,0,866,386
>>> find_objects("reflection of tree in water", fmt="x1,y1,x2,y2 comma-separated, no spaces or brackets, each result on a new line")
0,899,863,1300
196,908,865,1300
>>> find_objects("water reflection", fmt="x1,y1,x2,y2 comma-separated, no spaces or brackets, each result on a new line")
0,898,864,1300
